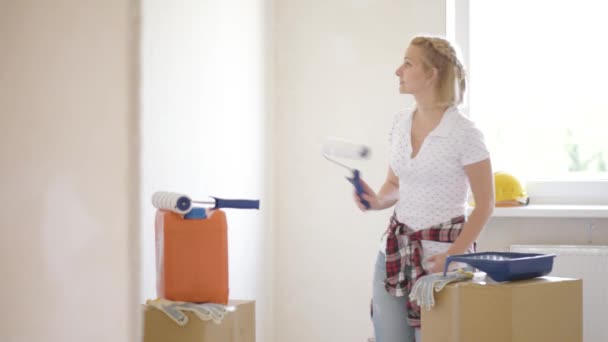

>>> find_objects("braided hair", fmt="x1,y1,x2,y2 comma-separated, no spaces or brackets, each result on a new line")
410,36,466,106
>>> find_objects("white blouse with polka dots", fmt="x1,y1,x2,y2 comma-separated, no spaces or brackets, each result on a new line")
380,106,490,266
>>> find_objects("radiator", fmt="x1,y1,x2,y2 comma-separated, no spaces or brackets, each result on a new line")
510,244,608,342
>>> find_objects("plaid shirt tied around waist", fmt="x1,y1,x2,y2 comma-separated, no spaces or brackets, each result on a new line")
383,212,468,327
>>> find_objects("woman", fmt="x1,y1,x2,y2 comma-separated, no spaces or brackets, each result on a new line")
356,36,494,342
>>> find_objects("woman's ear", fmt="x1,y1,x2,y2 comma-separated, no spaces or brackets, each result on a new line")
424,65,439,86
428,67,439,85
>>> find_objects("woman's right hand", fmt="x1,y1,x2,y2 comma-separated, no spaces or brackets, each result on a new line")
353,178,382,211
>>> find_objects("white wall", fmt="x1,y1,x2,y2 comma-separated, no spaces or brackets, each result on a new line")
140,1,274,341
275,1,446,341
0,1,139,342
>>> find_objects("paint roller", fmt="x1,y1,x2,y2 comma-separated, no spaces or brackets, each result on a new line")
322,137,371,209
152,191,260,215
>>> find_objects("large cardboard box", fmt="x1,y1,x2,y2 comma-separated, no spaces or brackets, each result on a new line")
143,300,255,342
421,276,582,342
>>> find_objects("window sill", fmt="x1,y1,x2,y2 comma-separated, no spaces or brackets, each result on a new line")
490,205,608,218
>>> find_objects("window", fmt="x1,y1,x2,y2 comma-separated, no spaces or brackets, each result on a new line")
448,0,608,205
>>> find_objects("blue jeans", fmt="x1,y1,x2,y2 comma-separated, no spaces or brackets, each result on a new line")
372,252,421,342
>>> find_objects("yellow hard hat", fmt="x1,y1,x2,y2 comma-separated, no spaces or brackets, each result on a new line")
494,171,529,206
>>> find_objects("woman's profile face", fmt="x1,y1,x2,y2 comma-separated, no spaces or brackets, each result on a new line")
395,45,434,95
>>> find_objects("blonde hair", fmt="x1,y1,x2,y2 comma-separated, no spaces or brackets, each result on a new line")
410,36,466,106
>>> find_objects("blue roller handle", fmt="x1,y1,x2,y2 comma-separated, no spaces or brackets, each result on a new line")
213,197,260,210
348,169,370,209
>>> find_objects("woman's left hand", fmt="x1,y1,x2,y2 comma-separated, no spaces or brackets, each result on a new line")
425,252,448,274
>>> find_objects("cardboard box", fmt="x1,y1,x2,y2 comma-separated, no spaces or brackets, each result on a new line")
421,276,582,342
143,300,255,342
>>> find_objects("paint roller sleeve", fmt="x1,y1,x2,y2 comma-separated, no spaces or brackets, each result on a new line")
322,137,371,160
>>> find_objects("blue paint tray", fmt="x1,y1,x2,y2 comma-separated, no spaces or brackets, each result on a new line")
443,252,556,282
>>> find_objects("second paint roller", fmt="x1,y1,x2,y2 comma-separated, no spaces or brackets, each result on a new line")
152,191,260,215
322,137,371,209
